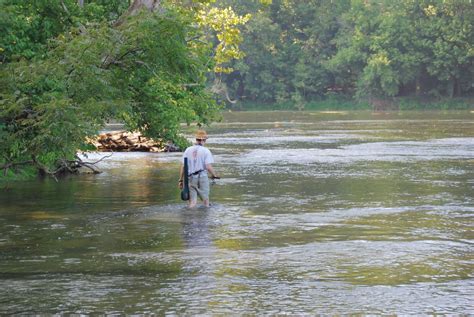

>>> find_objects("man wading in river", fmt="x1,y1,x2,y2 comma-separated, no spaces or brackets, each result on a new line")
179,130,219,208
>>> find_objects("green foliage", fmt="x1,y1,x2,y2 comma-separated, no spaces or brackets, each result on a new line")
0,3,224,179
216,0,473,108
197,5,251,73
0,0,130,62
220,0,352,106
110,10,222,141
329,0,474,99
0,0,72,61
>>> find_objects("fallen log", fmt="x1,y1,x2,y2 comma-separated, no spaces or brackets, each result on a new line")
90,131,180,152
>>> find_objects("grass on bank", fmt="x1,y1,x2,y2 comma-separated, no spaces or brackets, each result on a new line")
228,96,474,111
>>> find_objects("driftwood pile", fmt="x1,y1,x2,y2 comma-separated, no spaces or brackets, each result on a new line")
90,131,180,152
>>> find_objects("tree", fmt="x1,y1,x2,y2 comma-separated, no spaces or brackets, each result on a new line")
0,0,250,179
328,0,474,99
215,0,473,107
218,0,350,107
423,1,474,97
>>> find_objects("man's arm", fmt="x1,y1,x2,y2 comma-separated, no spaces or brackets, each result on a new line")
206,163,219,179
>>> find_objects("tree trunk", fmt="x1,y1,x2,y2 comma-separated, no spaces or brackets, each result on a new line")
454,77,461,98
78,0,84,8
127,0,161,14
115,0,161,26
450,76,459,98
415,76,421,96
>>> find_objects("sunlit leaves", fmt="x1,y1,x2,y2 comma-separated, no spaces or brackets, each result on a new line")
197,5,250,73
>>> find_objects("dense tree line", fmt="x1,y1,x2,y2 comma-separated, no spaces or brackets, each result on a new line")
218,0,474,108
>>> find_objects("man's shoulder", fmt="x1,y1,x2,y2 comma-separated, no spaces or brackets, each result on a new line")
202,146,213,154
184,145,197,151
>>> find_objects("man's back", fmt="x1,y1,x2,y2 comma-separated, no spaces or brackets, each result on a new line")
183,145,214,175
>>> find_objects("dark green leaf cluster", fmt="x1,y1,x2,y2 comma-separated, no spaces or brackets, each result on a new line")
0,0,130,62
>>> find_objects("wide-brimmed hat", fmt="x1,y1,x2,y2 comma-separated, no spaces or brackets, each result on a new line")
195,130,208,140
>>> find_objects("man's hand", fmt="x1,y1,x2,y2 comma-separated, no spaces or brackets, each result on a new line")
178,180,184,189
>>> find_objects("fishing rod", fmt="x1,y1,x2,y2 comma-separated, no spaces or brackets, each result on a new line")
181,157,190,201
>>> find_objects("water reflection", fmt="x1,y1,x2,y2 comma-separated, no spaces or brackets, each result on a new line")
181,208,213,249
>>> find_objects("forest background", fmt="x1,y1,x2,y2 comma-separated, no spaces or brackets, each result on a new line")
0,0,473,179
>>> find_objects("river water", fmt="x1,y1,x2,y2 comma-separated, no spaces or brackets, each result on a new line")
0,111,473,314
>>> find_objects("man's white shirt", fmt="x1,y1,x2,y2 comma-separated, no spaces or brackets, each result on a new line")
182,145,214,175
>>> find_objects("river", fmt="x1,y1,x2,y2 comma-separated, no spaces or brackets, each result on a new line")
0,111,473,314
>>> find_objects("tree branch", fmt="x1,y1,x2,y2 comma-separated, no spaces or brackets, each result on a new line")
76,152,114,165
114,0,162,27
101,48,143,69
1,160,34,176
135,60,158,77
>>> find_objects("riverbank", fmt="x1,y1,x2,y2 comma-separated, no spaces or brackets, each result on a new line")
230,96,474,111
